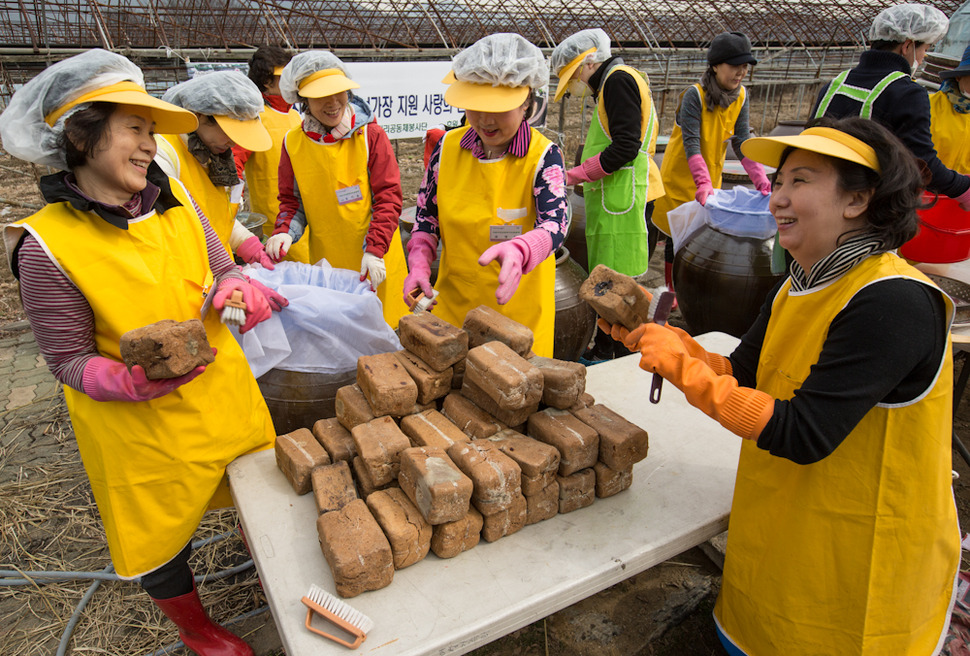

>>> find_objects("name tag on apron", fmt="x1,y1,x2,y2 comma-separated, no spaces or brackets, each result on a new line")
335,184,364,205
490,207,527,242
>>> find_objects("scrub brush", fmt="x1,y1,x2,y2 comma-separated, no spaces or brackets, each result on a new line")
220,290,247,326
301,583,374,648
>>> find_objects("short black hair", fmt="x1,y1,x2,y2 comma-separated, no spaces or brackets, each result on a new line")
59,102,117,169
790,116,924,249
870,39,924,51
248,45,292,92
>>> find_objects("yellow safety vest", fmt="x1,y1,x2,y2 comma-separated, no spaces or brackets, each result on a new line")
436,125,556,357
653,84,746,235
5,180,275,578
155,133,237,256
247,105,309,263
930,90,970,174
283,123,409,328
715,253,959,655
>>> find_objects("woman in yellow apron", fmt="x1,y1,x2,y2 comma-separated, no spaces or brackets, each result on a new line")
403,33,569,357
265,50,409,328
155,70,278,272
602,118,959,655
653,32,771,301
930,44,970,174
0,50,276,656
232,46,309,263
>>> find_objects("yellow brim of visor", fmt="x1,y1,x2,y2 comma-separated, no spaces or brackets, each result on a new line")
298,68,360,98
553,47,597,101
442,71,531,112
44,81,199,134
273,66,285,76
213,114,272,152
740,126,882,173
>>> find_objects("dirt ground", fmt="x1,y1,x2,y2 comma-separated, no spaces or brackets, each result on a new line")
3,91,970,656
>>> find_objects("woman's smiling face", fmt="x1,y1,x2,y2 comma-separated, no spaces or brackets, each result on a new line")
73,104,158,206
307,91,350,129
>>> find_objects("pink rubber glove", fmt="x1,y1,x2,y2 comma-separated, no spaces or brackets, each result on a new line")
565,154,608,186
687,154,715,205
235,235,275,269
478,229,554,305
957,177,970,212
403,231,438,305
246,277,288,313
741,157,772,195
212,277,271,333
82,354,212,402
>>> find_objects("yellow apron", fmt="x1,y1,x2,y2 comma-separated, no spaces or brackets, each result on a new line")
248,105,309,263
930,90,970,174
435,125,556,357
155,133,236,256
715,253,959,655
653,84,746,235
5,180,275,578
284,124,409,328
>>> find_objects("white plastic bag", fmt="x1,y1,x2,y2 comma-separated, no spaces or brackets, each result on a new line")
667,186,775,254
234,260,402,378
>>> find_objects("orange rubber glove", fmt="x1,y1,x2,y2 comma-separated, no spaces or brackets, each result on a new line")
625,322,774,440
666,326,733,376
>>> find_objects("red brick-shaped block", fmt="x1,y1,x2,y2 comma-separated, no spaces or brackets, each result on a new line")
558,468,595,514
120,318,214,380
528,356,587,409
430,507,483,558
275,428,331,495
594,461,633,498
521,468,558,497
357,353,418,417
462,305,533,357
312,417,356,463
400,409,470,450
569,392,596,412
335,384,375,431
525,480,559,525
395,350,453,404
398,446,473,524
578,264,654,331
352,416,411,487
352,456,395,497
316,499,393,597
481,491,527,542
461,377,538,427
573,404,649,471
447,439,522,516
452,358,466,390
311,460,358,514
528,408,599,476
486,429,560,481
366,487,431,569
398,312,468,372
465,342,543,411
441,392,505,439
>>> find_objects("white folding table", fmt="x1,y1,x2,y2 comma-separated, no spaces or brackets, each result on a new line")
228,332,742,656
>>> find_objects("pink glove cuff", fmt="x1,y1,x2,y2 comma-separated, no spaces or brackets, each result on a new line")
956,179,970,210
567,154,608,186
517,229,554,274
741,157,772,194
687,154,712,186
82,357,116,402
406,231,438,273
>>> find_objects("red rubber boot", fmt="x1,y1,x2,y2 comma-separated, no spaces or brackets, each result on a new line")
664,261,679,311
152,584,253,656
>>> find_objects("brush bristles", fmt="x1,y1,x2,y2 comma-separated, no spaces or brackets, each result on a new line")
306,584,375,634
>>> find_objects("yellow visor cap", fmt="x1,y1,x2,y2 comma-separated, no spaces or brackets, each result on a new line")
298,68,360,98
443,76,530,113
741,126,882,173
553,47,597,102
213,114,272,152
44,81,199,134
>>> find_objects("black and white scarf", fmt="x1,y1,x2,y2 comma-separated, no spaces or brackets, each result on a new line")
788,233,887,292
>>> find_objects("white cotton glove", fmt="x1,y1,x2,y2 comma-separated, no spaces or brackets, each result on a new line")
265,234,293,262
360,252,386,290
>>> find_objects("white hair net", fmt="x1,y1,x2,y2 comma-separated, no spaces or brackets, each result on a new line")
551,29,612,76
0,49,146,170
278,50,351,104
452,33,549,89
162,70,263,120
868,3,949,43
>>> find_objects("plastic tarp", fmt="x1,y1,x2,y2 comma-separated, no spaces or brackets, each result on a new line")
232,260,402,378
666,186,775,254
